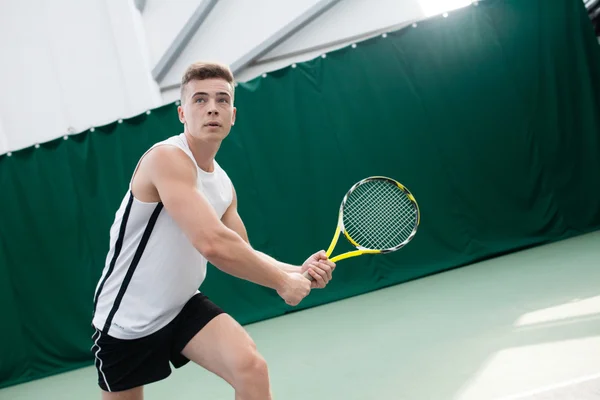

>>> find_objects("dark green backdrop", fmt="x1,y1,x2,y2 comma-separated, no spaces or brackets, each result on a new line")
1,0,600,389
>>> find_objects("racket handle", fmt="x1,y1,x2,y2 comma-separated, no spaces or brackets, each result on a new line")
302,270,314,281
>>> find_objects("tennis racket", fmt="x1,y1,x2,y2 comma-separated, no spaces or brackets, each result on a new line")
303,176,420,279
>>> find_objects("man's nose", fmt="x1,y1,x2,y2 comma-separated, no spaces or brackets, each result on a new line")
207,100,219,115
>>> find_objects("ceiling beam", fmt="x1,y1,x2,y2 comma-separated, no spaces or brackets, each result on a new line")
152,0,218,83
230,0,341,76
585,0,599,9
134,0,147,13
253,20,416,67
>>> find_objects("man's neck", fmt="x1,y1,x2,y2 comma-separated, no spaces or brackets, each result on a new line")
184,132,221,173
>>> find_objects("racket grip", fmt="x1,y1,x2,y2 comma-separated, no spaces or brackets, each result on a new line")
302,270,314,281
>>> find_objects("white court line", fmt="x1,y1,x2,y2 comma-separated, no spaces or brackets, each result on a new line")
494,372,600,400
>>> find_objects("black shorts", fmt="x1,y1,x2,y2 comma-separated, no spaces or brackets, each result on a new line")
90,293,225,392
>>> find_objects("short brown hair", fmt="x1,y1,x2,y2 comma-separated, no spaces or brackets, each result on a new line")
180,61,235,104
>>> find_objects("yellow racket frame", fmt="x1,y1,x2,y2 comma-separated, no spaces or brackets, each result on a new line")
302,176,419,286
325,210,381,263
324,176,420,263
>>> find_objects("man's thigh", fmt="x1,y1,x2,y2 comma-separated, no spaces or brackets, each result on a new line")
180,313,259,385
101,386,143,400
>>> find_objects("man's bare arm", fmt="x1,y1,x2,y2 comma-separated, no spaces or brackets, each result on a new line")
221,186,300,274
143,146,306,299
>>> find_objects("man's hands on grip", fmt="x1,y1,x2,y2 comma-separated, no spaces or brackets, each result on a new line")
301,250,336,289
277,250,336,306
277,272,312,306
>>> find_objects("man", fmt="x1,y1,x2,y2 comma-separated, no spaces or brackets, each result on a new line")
91,61,336,400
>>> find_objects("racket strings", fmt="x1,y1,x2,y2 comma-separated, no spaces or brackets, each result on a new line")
353,186,407,242
380,197,414,242
367,188,414,245
345,186,402,248
343,180,417,250
347,189,414,249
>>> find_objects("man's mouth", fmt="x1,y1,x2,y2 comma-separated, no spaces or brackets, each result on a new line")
205,122,222,127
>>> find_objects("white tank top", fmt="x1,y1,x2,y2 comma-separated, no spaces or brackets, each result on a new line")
92,133,233,339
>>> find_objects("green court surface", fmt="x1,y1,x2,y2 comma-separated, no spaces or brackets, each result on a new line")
2,230,599,399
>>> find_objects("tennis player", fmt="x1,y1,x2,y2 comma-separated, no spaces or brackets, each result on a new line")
90,61,336,400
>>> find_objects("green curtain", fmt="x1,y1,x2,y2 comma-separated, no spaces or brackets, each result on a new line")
1,0,600,388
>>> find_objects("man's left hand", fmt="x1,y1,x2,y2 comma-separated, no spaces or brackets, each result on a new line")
301,250,336,288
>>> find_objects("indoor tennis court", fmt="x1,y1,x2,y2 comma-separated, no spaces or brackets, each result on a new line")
2,0,600,399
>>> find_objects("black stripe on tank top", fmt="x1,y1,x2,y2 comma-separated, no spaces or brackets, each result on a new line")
102,202,164,334
93,192,134,316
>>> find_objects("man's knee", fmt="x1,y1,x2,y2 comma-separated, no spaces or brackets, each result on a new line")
232,347,269,385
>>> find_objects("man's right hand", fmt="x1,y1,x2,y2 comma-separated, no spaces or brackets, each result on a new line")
277,272,312,306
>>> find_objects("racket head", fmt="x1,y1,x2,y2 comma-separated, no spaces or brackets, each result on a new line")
338,176,420,253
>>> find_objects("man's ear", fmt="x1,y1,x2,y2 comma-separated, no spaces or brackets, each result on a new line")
232,107,237,126
178,105,185,124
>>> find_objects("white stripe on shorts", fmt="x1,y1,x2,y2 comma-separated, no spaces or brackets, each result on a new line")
93,329,112,392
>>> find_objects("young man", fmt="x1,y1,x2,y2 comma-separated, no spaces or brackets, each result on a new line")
91,61,336,400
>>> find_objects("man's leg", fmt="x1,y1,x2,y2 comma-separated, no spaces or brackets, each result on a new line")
101,387,143,400
180,313,271,400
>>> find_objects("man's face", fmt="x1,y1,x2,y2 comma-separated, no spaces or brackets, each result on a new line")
178,78,236,141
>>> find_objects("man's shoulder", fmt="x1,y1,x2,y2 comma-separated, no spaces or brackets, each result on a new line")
140,144,196,180
146,143,186,161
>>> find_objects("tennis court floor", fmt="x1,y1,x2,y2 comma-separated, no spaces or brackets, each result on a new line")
2,230,599,399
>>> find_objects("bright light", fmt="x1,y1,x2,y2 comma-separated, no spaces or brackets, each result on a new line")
515,295,600,327
455,337,600,400
419,0,472,17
